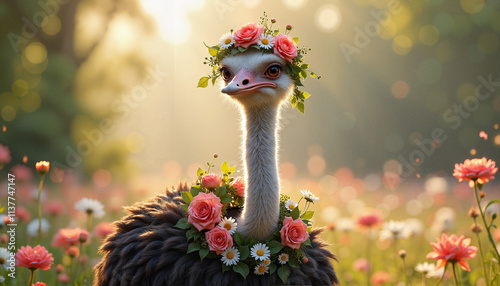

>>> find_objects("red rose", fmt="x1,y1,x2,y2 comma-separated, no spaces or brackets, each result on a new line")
205,226,233,254
273,33,297,63
201,174,222,189
233,23,264,48
280,217,309,249
187,192,222,231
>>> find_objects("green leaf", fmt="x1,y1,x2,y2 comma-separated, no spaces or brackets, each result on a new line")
186,229,194,240
288,257,300,268
181,204,189,212
295,79,304,86
197,77,209,88
234,232,245,246
310,72,317,78
238,46,247,52
478,183,483,190
297,102,305,114
303,92,311,99
175,217,191,229
269,263,277,274
199,247,210,260
190,186,200,197
292,37,299,44
301,211,314,220
231,48,239,56
228,166,235,175
302,238,312,247
211,77,217,86
215,185,227,197
221,161,229,174
300,70,307,79
291,206,300,220
197,167,205,177
221,193,233,204
291,65,302,75
187,241,201,253
182,192,193,204
300,64,310,69
233,262,250,278
239,245,250,260
290,96,298,108
222,263,231,273
268,240,284,254
278,265,290,284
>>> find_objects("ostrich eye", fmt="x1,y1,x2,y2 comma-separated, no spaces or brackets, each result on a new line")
220,67,232,80
265,65,281,78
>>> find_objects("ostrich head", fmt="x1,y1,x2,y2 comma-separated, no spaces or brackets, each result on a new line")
220,50,294,109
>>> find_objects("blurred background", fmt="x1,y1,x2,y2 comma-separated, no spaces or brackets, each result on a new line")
0,0,499,189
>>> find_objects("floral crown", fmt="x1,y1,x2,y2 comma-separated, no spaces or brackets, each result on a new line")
197,13,320,114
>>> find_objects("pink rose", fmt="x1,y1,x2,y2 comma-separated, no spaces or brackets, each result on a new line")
273,33,298,63
205,226,233,254
187,192,223,231
231,177,245,197
233,23,264,48
280,217,309,249
201,174,222,189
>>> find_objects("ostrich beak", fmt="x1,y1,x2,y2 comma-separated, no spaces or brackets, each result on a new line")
221,68,276,96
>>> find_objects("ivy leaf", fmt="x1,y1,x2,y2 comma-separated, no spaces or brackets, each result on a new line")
302,238,312,247
174,217,191,229
268,240,284,254
186,228,194,240
199,247,210,261
300,70,307,79
208,46,219,56
231,48,239,56
197,77,209,88
182,192,193,204
221,193,233,204
211,77,217,85
228,166,235,175
278,265,291,284
300,211,314,220
238,46,247,52
300,64,310,69
187,241,201,253
310,72,317,78
233,262,250,279
290,96,298,108
292,37,299,44
290,207,300,220
221,161,229,174
269,263,277,274
239,245,250,260
303,92,311,99
215,185,227,197
297,102,305,114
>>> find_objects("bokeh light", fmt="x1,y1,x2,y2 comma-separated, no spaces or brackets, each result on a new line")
417,58,442,84
392,35,412,55
42,15,62,36
315,5,342,33
418,25,440,46
25,42,48,65
460,0,484,14
391,80,410,99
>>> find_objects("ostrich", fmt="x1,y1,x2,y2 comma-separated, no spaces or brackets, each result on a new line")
94,35,338,286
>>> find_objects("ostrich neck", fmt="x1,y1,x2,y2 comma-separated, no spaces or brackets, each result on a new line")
238,104,281,240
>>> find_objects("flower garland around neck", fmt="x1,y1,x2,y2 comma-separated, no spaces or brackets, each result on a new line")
197,12,320,114
175,154,319,284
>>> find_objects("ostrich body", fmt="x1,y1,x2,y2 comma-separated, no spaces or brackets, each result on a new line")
94,51,339,285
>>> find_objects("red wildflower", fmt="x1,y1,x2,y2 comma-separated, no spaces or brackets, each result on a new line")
453,157,497,187
16,245,54,271
426,233,478,271
35,161,50,175
356,210,383,229
33,282,46,286
51,227,89,249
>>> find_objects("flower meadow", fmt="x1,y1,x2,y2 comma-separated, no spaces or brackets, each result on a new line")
0,135,499,285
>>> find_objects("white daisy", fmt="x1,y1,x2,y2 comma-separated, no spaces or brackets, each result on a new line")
427,266,445,279
415,262,436,276
219,217,237,235
336,218,354,232
220,247,240,266
301,190,319,203
0,276,4,282
219,32,234,49
258,33,274,50
284,200,297,211
26,218,50,237
74,198,105,219
278,253,289,265
379,220,411,241
0,248,11,270
250,243,270,261
254,263,269,275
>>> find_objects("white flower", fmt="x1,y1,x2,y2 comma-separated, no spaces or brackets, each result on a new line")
278,253,289,265
219,217,237,235
219,32,234,49
427,265,445,279
284,200,297,211
415,262,436,275
258,33,274,50
254,263,269,275
250,243,270,261
221,247,240,266
336,218,354,232
379,220,411,241
27,218,50,237
74,198,105,219
0,248,11,270
0,276,4,283
301,190,319,203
